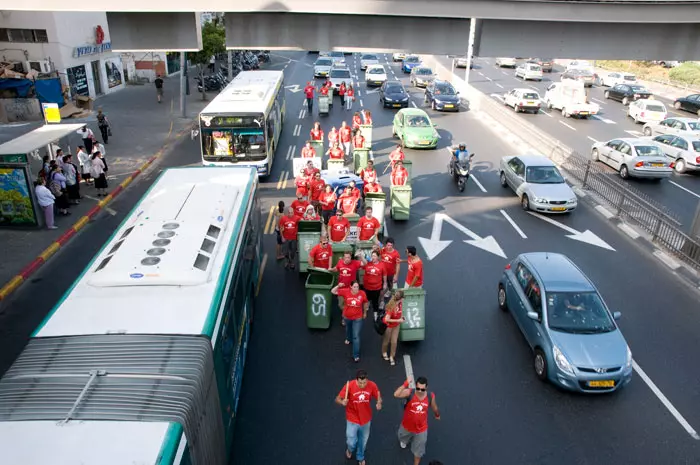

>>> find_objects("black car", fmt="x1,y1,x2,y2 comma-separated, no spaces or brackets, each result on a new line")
528,57,553,73
380,81,410,108
561,69,596,87
674,93,700,116
604,84,653,105
424,80,461,112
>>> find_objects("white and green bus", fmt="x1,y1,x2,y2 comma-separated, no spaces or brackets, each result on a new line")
199,70,285,177
0,166,262,465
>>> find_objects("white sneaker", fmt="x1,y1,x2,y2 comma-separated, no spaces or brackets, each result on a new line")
400,442,407,449
48,226,58,230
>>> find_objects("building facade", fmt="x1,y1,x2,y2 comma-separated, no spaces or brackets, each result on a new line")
0,11,125,100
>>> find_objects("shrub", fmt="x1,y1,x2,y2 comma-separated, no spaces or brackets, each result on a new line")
669,62,700,87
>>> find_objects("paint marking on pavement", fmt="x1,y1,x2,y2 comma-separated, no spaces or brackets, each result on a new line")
633,360,700,440
592,98,606,105
496,83,504,89
293,124,301,137
478,71,484,76
357,89,362,97
587,136,599,143
500,209,527,238
360,99,364,107
470,174,488,193
282,171,289,190
403,354,415,389
411,101,417,108
167,120,173,138
264,205,275,234
298,108,304,119
559,121,576,131
256,253,268,296
539,109,553,118
572,186,587,198
501,71,508,75
618,223,640,240
286,145,293,160
595,204,615,219
625,129,643,137
528,86,539,91
486,77,493,82
82,195,117,215
277,171,289,190
592,115,617,124
668,180,700,199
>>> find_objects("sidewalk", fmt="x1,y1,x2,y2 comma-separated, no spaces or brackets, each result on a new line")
0,72,209,298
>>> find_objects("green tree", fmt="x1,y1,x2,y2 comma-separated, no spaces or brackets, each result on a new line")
190,21,226,100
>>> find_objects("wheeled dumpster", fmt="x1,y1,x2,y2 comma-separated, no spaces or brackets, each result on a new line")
353,148,371,173
318,95,331,115
355,240,376,286
399,287,427,341
305,267,335,329
390,186,412,220
297,220,323,273
364,192,386,238
359,124,373,148
402,159,413,184
345,213,360,243
309,140,324,158
331,242,354,268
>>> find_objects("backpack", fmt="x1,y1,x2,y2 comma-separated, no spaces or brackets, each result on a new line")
48,174,62,196
373,310,387,335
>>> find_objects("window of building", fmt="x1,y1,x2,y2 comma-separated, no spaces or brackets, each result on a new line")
0,28,49,43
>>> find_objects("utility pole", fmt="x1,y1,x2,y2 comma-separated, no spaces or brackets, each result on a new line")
227,50,233,81
464,18,477,84
180,52,187,118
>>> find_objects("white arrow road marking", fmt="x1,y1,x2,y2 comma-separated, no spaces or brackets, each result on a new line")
418,213,507,260
592,98,606,105
285,84,302,93
526,212,616,251
490,93,505,102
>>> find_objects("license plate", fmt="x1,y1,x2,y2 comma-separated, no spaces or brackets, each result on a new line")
579,112,589,116
551,207,566,211
444,104,454,108
393,104,401,107
420,141,431,145
588,380,615,388
651,163,664,167
527,101,535,105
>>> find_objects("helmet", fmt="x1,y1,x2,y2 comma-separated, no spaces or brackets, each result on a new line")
458,143,466,151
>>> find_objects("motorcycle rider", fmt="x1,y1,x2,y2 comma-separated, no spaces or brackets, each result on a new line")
450,143,470,178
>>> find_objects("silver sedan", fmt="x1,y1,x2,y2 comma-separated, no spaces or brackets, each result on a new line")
499,155,577,213
591,138,673,180
642,117,700,137
652,134,700,173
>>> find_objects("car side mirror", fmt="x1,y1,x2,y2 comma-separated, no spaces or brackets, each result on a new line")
456,91,460,95
469,154,475,159
613,311,621,320
527,311,540,321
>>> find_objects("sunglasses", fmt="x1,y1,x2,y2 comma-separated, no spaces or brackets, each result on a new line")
415,387,427,392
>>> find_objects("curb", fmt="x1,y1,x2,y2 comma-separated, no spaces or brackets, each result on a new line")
0,126,190,302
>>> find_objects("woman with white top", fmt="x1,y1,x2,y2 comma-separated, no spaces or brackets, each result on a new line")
34,178,57,229
77,145,92,185
90,151,108,196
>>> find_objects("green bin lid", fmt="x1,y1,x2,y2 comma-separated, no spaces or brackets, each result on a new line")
308,266,334,275
365,192,386,200
298,220,323,232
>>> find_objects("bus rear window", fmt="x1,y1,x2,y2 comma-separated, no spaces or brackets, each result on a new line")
202,128,267,161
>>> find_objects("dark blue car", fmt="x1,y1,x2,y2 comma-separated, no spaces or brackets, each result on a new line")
402,56,421,73
424,80,461,112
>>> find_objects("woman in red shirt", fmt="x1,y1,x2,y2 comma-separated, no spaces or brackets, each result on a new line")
362,110,372,126
352,112,363,129
331,281,369,362
346,85,355,111
319,184,337,224
381,290,405,365
301,141,316,158
361,250,386,318
328,126,339,146
352,130,365,150
310,122,324,141
303,205,321,221
326,141,345,161
295,168,309,199
391,161,409,186
338,186,358,214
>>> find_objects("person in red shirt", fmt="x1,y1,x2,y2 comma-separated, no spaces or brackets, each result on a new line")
362,110,373,126
309,171,326,212
301,141,316,158
380,237,401,296
332,250,363,287
310,122,324,141
328,209,350,242
357,206,381,242
335,370,383,465
302,204,321,221
338,186,358,214
359,160,377,185
346,85,356,111
352,112,363,129
361,250,386,317
405,245,423,288
304,160,320,179
279,206,301,269
326,141,345,161
338,81,347,107
384,144,406,174
319,184,337,224
331,280,369,362
303,81,315,113
391,160,409,186
363,179,382,194
309,233,332,269
381,290,405,365
352,129,366,150
291,192,309,218
348,181,362,200
295,168,310,199
339,121,352,156
328,126,339,146
393,376,440,465
320,84,330,96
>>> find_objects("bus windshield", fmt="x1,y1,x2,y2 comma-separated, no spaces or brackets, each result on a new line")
202,128,267,162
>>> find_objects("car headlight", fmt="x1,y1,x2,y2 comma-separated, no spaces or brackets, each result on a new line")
626,346,633,369
385,97,393,102
553,346,575,375
567,198,577,204
532,197,546,203
401,97,409,102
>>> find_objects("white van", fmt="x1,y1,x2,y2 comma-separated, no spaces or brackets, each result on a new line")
544,80,600,118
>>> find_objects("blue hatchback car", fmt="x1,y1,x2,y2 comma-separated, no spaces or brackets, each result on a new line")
498,252,633,393
402,56,421,73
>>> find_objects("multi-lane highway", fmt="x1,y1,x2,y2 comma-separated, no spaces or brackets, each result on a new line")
0,52,699,464
435,56,700,231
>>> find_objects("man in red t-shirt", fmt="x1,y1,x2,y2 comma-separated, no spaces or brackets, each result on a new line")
304,81,315,113
357,206,381,242
338,186,358,215
328,209,350,242
363,180,382,194
301,141,316,158
381,237,401,296
339,121,352,158
335,370,383,464
279,206,301,269
291,192,309,218
359,160,377,185
361,250,386,316
309,234,332,269
393,376,440,464
405,245,423,288
352,130,366,150
332,250,363,286
391,160,409,186
304,160,320,178
309,171,326,211
319,184,337,225
331,281,369,362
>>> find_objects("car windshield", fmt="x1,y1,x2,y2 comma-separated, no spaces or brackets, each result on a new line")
367,67,385,75
435,83,456,95
315,58,332,66
523,92,540,100
405,56,420,63
645,104,666,112
416,68,433,75
330,69,351,79
576,70,594,76
546,292,616,334
362,55,378,60
624,75,637,81
406,115,430,127
630,85,648,93
386,85,404,93
692,141,700,152
688,121,700,130
201,128,267,162
330,52,344,57
635,144,664,156
525,166,565,184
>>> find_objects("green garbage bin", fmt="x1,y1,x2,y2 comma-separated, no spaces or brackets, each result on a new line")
390,186,412,220
353,148,371,173
364,192,386,236
305,267,335,329
309,140,324,158
327,159,345,173
297,220,323,273
360,124,373,148
402,160,413,184
331,242,355,268
355,240,375,285
399,287,427,341
345,212,360,243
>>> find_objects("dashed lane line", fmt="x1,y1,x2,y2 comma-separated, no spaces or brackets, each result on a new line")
539,110,553,118
500,209,527,238
496,83,504,89
470,174,488,193
587,136,599,143
668,180,700,199
559,121,576,131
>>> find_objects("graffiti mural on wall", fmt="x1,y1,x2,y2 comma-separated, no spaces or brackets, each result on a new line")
0,99,42,123
105,59,123,88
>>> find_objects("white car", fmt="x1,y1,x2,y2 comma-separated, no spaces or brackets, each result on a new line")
456,56,470,68
600,72,637,87
360,54,379,70
504,88,542,114
496,57,517,68
591,138,673,179
365,64,388,87
313,57,334,78
515,63,543,81
627,99,667,124
652,134,700,173
328,51,345,66
566,60,593,72
642,117,700,137
328,66,352,90
392,52,407,61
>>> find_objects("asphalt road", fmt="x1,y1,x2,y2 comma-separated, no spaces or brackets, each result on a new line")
1,52,699,464
437,56,700,232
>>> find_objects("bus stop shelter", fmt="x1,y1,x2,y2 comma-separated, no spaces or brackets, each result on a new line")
0,124,85,228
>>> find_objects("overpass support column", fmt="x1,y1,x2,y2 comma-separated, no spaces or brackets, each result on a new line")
180,52,187,118
464,18,481,84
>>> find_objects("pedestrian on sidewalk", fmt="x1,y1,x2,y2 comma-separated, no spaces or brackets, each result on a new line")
48,164,70,216
274,201,285,260
335,369,383,465
346,85,355,110
155,74,164,103
62,154,80,205
77,145,92,186
34,178,57,230
77,125,95,154
90,151,108,197
331,280,369,362
96,108,111,144
381,290,405,365
394,376,441,465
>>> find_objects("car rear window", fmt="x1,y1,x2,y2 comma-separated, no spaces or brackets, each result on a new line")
362,54,378,60
645,104,666,112
523,93,540,100
416,68,433,75
624,75,637,81
630,85,648,92
692,141,700,152
634,145,663,156
688,121,700,130
330,69,351,78
367,67,385,74
528,65,542,71
316,59,332,66
405,56,420,63
386,85,404,93
330,52,344,57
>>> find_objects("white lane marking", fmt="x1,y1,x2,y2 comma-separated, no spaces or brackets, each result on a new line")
293,124,301,137
625,130,644,137
298,108,304,119
411,101,417,108
572,186,587,198
357,89,362,97
618,223,640,239
496,83,504,89
501,71,508,75
633,360,700,440
286,145,293,160
500,209,527,238
283,63,288,69
559,121,576,131
592,115,617,124
490,94,505,102
592,98,606,105
360,99,364,107
486,77,493,82
668,180,700,199
595,204,615,219
539,109,553,118
587,136,599,143
528,86,539,91
478,72,484,76
470,174,488,193
403,354,415,389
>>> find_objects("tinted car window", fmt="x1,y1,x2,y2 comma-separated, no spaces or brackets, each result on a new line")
525,280,542,314
692,141,700,152
634,144,664,156
415,68,433,75
525,166,565,184
630,85,648,93
671,138,688,150
404,56,420,63
434,83,456,94
362,54,378,60
367,67,385,74
687,121,700,130
330,69,351,78
646,104,666,112
385,84,404,93
515,262,533,291
523,92,540,100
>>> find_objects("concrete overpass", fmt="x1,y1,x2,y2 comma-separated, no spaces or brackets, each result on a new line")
14,1,700,59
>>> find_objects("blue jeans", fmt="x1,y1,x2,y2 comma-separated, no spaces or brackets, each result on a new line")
345,318,363,359
346,420,371,461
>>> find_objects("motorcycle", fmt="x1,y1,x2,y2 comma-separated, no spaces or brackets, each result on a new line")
447,147,475,192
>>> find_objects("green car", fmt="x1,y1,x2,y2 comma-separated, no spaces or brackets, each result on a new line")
392,108,440,149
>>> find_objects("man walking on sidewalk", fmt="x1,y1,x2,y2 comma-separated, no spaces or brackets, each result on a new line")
155,74,164,103
335,370,382,465
394,376,441,465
